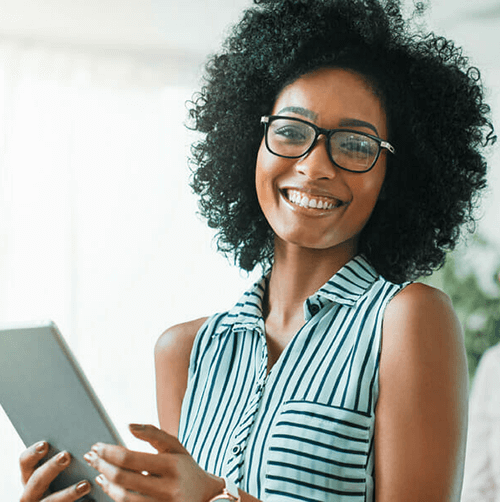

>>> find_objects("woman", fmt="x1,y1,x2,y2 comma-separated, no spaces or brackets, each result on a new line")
19,0,495,500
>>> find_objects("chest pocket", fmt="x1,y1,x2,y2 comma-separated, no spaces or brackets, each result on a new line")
264,400,371,502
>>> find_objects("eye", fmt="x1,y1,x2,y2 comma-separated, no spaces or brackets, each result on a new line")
270,121,312,145
334,133,378,158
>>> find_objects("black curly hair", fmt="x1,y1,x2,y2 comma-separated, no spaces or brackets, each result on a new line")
188,0,496,283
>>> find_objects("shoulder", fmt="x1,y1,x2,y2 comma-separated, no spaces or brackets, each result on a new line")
381,281,465,385
155,317,209,360
383,281,461,343
385,280,454,317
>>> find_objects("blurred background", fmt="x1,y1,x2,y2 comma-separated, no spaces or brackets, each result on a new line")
0,0,498,498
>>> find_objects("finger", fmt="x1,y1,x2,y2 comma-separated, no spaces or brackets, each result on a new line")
85,450,168,496
128,424,186,454
41,480,92,502
86,445,172,476
23,451,72,501
20,441,49,486
95,474,153,502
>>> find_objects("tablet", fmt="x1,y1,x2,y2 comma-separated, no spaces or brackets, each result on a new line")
0,321,124,501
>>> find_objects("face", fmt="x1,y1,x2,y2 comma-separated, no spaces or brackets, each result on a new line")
255,67,389,257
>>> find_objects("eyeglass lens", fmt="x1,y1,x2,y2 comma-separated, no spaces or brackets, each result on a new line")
267,117,379,171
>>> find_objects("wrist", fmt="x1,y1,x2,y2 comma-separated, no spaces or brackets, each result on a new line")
207,476,240,502
205,473,226,501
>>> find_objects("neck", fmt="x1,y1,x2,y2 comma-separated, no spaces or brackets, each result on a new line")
264,239,357,324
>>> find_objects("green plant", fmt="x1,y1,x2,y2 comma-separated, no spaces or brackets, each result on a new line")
421,235,500,383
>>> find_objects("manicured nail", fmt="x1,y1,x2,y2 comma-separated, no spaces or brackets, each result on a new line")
76,480,90,494
91,443,103,455
57,451,70,465
129,423,145,431
35,441,47,454
95,474,105,486
83,452,94,465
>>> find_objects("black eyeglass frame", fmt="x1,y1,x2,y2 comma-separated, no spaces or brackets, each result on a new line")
261,115,396,173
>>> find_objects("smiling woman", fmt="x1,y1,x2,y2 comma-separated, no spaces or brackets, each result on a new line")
17,0,496,501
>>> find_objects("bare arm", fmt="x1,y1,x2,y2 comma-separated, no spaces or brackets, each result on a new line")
375,283,468,501
154,317,208,436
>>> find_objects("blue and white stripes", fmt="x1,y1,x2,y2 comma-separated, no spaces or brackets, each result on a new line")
178,255,409,501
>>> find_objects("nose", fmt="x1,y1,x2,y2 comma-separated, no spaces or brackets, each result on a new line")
295,135,338,180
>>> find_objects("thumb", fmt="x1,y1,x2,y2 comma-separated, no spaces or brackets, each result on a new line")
128,424,186,454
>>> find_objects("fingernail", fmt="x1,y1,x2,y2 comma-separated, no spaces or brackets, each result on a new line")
76,480,90,494
95,474,105,486
129,423,145,431
83,452,95,465
91,443,103,455
57,451,70,465
35,441,46,454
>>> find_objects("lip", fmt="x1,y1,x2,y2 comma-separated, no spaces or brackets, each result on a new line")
279,187,349,214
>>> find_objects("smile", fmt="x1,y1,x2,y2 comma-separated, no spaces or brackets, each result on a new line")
283,189,345,210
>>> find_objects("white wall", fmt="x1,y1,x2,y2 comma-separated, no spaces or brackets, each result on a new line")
0,42,257,498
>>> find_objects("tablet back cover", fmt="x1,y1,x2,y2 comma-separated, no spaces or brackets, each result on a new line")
0,321,123,501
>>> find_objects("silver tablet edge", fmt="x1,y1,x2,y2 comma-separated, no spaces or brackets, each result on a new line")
2,320,125,447
49,321,125,447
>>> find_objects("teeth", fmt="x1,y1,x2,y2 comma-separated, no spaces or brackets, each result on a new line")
286,190,341,210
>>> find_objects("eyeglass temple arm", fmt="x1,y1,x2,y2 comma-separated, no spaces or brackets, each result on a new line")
381,141,395,155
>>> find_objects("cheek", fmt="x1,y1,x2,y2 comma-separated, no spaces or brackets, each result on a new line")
349,168,386,217
365,179,384,206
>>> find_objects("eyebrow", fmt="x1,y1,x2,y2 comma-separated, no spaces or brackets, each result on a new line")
339,118,379,136
276,107,380,136
277,106,318,121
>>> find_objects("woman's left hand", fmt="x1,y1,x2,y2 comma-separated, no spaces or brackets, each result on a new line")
84,424,224,502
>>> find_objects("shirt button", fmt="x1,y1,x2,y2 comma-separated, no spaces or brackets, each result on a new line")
309,304,320,315
232,445,242,455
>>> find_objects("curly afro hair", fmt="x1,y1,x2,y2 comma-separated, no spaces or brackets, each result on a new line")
188,0,496,283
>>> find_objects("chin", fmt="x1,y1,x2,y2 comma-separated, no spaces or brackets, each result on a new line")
276,230,354,253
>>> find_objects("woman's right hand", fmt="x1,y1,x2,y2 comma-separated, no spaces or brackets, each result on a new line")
19,441,91,501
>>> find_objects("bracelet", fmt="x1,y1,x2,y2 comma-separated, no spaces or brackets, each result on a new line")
207,477,240,502
224,477,240,500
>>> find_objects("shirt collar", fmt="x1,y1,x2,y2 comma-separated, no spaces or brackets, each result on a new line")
314,255,379,306
219,274,268,335
218,255,379,334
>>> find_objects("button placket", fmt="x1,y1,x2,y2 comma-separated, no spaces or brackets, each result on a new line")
225,330,268,478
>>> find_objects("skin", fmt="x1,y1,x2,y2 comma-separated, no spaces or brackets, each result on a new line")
19,68,468,502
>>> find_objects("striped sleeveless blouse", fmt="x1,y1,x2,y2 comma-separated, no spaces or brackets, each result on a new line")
178,255,409,501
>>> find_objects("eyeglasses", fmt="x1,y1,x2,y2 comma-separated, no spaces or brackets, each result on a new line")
261,115,395,173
